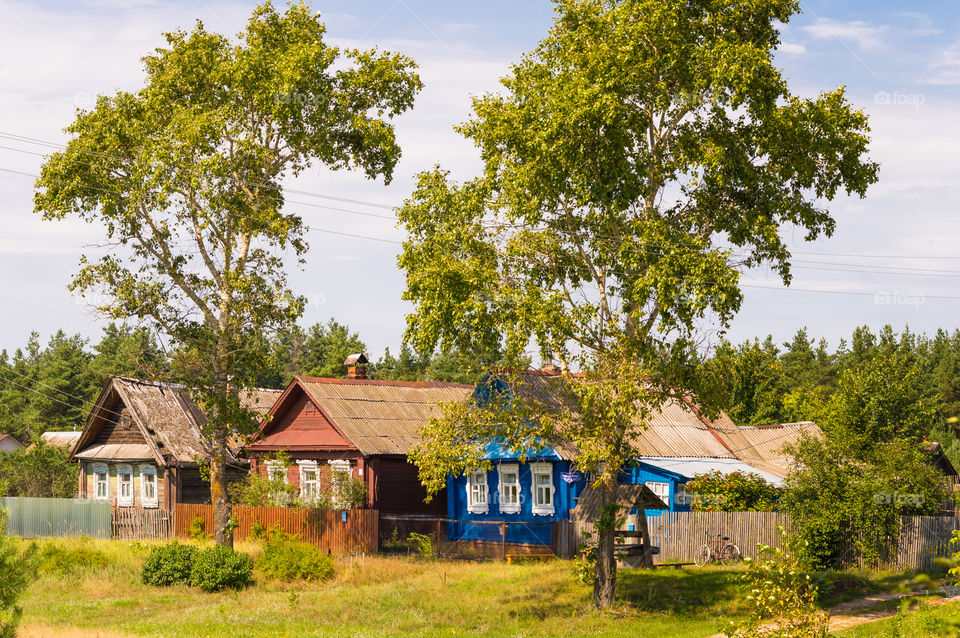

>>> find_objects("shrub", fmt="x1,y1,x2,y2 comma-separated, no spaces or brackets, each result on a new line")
686,470,781,511
407,532,436,560
725,532,828,638
141,541,197,587
188,515,211,542
0,510,37,638
36,540,109,575
258,533,334,581
190,545,253,592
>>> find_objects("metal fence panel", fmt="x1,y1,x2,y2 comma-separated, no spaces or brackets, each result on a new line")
0,497,111,539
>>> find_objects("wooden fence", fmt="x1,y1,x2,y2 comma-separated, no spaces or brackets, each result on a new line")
111,507,171,540
174,504,378,554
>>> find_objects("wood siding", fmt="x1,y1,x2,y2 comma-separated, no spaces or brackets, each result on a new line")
174,503,378,554
93,405,143,446
253,388,356,450
374,457,445,515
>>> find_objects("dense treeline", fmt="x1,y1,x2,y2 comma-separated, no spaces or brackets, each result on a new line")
705,324,960,467
0,320,527,443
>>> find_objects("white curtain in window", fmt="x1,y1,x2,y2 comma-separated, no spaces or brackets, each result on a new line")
498,464,520,514
139,465,159,508
117,466,134,507
466,469,489,514
530,463,555,516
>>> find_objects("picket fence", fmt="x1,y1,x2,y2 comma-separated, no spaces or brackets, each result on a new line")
111,507,171,540
174,503,378,554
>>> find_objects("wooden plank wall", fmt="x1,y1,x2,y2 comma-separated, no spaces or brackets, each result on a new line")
573,511,794,564
174,504,378,554
111,507,170,540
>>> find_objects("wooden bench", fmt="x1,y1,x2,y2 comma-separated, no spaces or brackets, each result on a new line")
656,562,694,569
505,553,555,564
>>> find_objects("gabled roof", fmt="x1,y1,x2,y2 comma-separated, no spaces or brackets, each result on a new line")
72,377,262,466
480,370,820,479
253,376,476,456
0,434,24,449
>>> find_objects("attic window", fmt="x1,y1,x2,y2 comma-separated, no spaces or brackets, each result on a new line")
305,400,318,415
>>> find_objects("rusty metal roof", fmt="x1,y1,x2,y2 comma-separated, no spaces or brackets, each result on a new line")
294,377,476,456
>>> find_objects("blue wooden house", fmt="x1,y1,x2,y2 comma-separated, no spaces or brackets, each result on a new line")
444,367,799,552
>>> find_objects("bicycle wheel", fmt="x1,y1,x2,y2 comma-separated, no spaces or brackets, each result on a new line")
694,544,711,567
720,544,741,565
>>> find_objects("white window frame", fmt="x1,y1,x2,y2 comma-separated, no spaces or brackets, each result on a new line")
298,460,320,503
139,465,159,509
466,469,489,514
530,462,556,516
117,465,134,507
328,459,352,509
93,465,109,500
674,483,691,508
265,460,289,505
645,481,670,508
497,464,521,514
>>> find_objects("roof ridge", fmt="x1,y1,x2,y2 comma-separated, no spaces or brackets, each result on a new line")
297,376,475,389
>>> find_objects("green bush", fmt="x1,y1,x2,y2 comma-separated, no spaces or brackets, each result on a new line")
188,515,211,542
0,510,37,638
36,541,109,575
258,532,334,581
141,541,197,587
189,545,253,592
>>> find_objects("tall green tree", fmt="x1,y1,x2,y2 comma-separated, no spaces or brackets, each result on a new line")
400,0,876,606
34,2,421,545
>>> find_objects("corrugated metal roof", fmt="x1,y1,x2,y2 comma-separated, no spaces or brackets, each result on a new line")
74,443,155,461
638,456,785,487
40,431,82,449
297,378,476,456
724,421,822,478
239,388,282,415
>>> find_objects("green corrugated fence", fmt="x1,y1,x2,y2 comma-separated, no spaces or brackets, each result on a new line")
0,497,111,538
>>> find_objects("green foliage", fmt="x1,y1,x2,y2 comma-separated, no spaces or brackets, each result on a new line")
189,545,254,592
686,471,781,512
0,510,37,638
141,541,198,587
397,0,875,608
257,531,334,581
406,532,436,560
229,452,296,507
34,1,421,544
785,436,946,571
725,534,828,638
0,440,78,498
35,540,109,575
188,515,211,542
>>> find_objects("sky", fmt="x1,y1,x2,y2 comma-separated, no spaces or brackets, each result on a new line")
1,0,960,362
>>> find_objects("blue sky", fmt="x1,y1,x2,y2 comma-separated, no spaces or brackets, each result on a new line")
1,0,960,362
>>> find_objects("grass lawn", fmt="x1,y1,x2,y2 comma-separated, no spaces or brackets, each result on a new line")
14,537,941,638
833,598,960,637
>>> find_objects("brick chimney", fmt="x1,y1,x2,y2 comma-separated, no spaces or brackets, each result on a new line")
344,353,368,380
541,362,562,376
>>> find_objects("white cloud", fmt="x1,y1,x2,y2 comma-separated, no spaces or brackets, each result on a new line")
802,18,887,51
778,41,806,56
922,40,960,85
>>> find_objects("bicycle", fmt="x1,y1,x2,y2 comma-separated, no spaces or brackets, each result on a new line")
694,534,741,566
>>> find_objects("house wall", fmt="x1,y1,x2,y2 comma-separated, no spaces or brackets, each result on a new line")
447,460,584,545
621,463,690,517
80,461,165,509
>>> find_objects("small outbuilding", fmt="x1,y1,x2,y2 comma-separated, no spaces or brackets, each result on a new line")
0,434,25,453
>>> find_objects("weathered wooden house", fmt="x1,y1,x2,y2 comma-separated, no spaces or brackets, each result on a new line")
71,377,280,510
246,360,474,514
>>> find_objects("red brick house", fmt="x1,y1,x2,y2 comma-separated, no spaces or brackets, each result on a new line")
246,359,474,514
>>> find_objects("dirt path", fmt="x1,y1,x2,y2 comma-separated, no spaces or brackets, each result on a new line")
706,592,960,637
